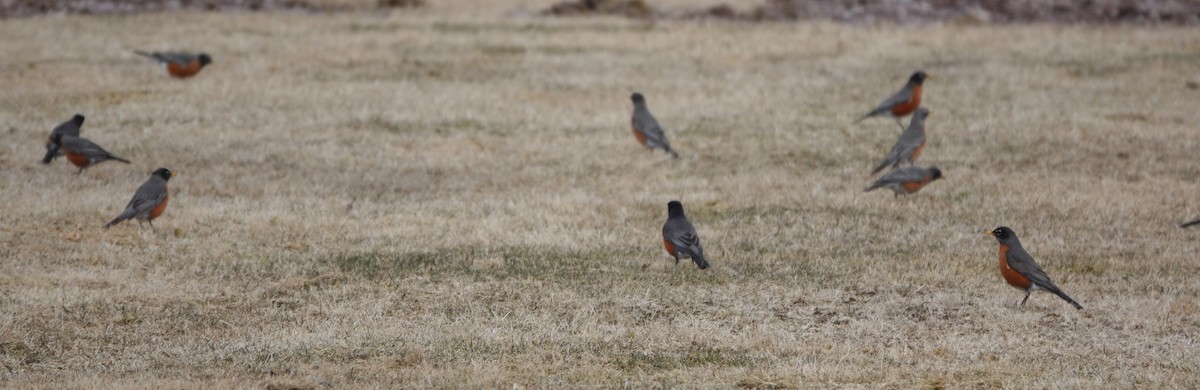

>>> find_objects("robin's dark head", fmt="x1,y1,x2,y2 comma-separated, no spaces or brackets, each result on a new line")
152,168,175,181
667,200,685,218
631,93,645,104
71,114,85,126
910,71,928,85
987,226,1018,244
928,167,943,181
198,54,212,66
914,107,930,120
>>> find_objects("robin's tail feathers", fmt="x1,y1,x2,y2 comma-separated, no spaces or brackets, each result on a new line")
109,155,131,164
1181,219,1200,228
134,50,155,59
870,160,891,176
104,209,135,229
1049,287,1083,310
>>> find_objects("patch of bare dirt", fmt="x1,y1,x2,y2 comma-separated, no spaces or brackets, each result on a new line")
0,0,422,18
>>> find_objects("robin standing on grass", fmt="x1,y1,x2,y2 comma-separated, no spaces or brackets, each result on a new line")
986,227,1083,309
135,51,212,78
105,168,175,229
662,201,709,270
631,93,680,159
42,114,84,164
864,166,943,197
870,108,929,175
1181,218,1200,228
855,71,928,130
51,134,130,174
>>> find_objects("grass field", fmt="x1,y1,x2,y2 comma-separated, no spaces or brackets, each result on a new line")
2,2,1200,387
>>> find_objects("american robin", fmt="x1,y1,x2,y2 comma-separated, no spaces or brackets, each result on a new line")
42,114,84,164
855,71,928,130
870,108,929,175
662,201,709,269
105,168,175,229
1181,219,1200,228
134,51,212,78
864,166,943,197
52,134,131,174
630,93,680,159
986,227,1083,310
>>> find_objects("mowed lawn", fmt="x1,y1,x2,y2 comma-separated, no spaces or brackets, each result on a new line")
1,4,1199,387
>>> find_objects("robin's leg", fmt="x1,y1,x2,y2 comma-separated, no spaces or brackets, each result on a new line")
1020,291,1031,306
674,255,679,265
895,117,905,131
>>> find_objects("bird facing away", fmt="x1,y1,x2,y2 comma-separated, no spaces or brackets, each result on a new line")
864,166,943,197
630,93,680,159
855,71,928,130
135,51,212,78
52,134,130,174
986,227,1083,309
662,201,709,269
870,108,930,175
105,168,175,229
1181,219,1200,228
42,114,84,164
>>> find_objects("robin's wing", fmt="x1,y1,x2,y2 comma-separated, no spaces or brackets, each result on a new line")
879,167,927,185
875,85,914,112
61,136,110,157
151,52,196,65
1005,245,1058,290
126,179,168,215
666,219,704,259
50,119,81,139
633,109,670,147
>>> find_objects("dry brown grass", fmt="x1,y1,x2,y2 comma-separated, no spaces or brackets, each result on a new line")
2,3,1200,387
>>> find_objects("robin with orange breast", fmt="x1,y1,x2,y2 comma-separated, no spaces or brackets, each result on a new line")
52,134,130,174
855,71,928,130
105,168,175,229
135,51,212,78
864,166,943,197
662,201,709,269
42,114,84,164
986,227,1083,309
631,93,680,159
870,108,929,175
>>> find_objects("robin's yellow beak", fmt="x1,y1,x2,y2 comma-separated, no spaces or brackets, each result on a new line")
170,171,177,178
985,230,995,237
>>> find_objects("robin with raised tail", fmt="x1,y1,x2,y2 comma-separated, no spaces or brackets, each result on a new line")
986,227,1083,309
662,201,709,270
52,134,131,174
42,114,84,164
1181,218,1200,228
135,51,212,78
864,166,943,197
855,71,928,130
105,168,175,229
870,108,929,175
631,93,680,159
